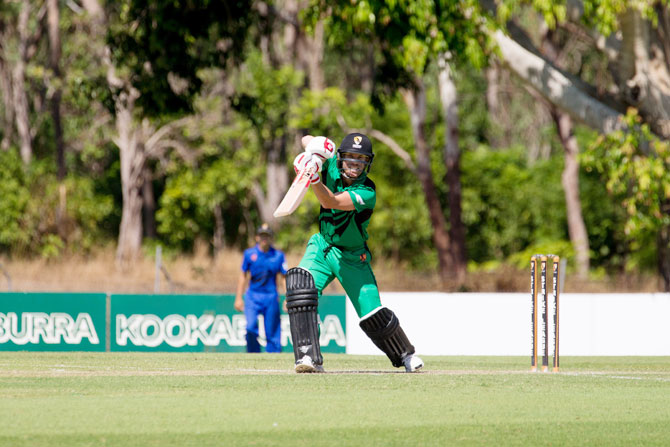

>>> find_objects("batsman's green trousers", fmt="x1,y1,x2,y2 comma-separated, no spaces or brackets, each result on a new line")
298,233,381,318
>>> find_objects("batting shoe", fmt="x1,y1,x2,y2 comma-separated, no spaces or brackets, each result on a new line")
403,354,424,373
295,355,324,373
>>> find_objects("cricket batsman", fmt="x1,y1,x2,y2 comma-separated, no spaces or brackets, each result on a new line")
285,132,424,373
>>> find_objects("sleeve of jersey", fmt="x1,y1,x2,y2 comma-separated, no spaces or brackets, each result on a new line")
279,251,288,275
241,250,251,272
347,186,376,212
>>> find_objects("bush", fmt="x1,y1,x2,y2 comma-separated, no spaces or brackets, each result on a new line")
0,151,114,257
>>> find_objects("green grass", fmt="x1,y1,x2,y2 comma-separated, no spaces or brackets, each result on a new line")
1,353,670,446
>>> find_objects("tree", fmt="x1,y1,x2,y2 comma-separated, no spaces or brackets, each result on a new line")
488,0,670,286
81,0,255,265
539,24,591,277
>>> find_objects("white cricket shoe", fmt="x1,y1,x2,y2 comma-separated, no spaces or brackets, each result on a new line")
403,354,424,372
295,355,324,373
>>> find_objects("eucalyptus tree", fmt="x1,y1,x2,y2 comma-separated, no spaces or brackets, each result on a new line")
491,0,670,289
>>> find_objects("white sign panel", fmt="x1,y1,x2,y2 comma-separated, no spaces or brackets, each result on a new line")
346,293,670,356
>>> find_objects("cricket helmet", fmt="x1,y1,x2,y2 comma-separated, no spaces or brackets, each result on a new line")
337,133,374,179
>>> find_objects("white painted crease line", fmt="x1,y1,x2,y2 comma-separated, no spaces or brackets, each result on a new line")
562,371,670,382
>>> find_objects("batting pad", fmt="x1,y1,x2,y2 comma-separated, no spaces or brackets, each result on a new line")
359,307,415,368
285,267,322,366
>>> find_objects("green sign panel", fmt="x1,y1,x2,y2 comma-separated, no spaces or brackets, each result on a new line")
0,293,346,353
0,293,106,351
111,294,346,353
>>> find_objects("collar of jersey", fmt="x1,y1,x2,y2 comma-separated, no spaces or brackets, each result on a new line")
254,244,274,254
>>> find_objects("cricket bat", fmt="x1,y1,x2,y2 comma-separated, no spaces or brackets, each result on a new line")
273,160,318,217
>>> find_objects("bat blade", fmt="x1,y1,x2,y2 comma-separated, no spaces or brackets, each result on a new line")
273,161,317,217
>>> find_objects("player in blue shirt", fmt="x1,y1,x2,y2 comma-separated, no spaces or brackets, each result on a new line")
235,223,288,353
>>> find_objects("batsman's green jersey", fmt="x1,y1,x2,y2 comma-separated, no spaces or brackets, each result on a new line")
298,158,381,318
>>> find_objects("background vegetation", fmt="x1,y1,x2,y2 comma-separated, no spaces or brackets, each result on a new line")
0,0,669,291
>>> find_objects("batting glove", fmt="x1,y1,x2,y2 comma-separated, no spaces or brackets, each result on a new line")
293,152,321,184
304,136,336,161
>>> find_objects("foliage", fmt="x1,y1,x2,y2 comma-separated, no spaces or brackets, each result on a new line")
156,81,261,252
461,146,567,262
496,0,566,29
304,0,495,110
105,0,256,116
579,0,669,35
0,0,667,288
232,49,304,155
0,151,114,257
157,156,254,252
461,142,629,273
0,151,31,251
582,108,670,270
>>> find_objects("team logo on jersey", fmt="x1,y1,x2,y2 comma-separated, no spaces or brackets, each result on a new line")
251,253,258,262
352,192,365,205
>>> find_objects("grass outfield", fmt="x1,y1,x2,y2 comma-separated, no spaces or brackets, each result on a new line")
1,353,669,446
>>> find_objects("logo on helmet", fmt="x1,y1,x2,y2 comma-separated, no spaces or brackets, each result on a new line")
353,136,362,148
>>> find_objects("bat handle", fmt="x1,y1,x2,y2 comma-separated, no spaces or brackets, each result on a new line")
305,158,318,173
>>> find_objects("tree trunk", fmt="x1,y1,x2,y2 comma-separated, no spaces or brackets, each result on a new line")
485,64,506,148
300,19,325,91
0,51,14,151
13,0,32,164
117,183,144,266
80,0,104,21
82,0,147,265
618,9,670,138
213,203,225,258
47,0,65,179
142,166,156,239
402,83,457,284
437,55,467,281
47,0,68,237
114,88,144,266
552,110,591,277
541,29,591,278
